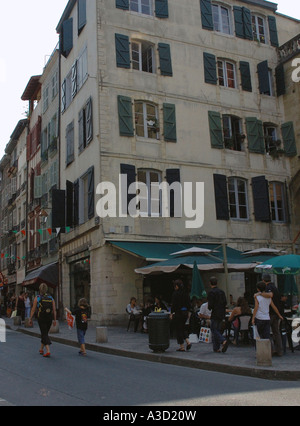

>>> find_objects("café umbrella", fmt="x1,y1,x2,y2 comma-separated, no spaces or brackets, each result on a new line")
255,254,300,275
190,260,207,300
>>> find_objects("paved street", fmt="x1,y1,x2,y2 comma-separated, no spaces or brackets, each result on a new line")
1,329,300,407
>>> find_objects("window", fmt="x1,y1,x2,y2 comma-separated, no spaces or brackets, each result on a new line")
217,60,236,88
137,170,162,217
131,41,155,73
79,97,93,153
222,115,244,151
270,182,286,222
264,124,279,153
135,101,159,139
252,15,267,44
212,4,232,35
228,177,248,220
66,121,74,166
130,0,153,16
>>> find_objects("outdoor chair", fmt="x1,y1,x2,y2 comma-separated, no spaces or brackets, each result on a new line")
126,308,141,332
237,315,252,345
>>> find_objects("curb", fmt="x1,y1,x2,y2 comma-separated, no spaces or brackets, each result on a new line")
9,325,300,382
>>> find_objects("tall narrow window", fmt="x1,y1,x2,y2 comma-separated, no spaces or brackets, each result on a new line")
135,101,159,139
217,60,236,88
222,115,244,151
270,182,286,223
264,124,279,153
131,41,155,73
130,0,153,15
228,177,248,220
252,15,267,44
212,4,232,34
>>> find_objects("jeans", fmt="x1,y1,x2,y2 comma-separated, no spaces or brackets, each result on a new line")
255,318,270,340
77,328,86,345
211,319,226,352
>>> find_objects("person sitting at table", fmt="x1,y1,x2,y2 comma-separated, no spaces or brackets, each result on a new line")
228,297,252,345
126,297,142,332
153,295,167,311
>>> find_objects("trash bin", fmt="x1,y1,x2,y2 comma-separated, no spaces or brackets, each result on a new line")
147,311,170,352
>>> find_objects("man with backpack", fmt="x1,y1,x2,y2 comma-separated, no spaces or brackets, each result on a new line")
29,283,56,358
207,277,229,353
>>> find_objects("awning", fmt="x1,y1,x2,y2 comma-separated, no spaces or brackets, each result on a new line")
23,262,58,289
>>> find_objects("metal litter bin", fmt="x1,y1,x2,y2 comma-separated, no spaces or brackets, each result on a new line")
147,310,170,352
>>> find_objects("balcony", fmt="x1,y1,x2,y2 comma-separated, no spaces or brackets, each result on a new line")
277,34,300,63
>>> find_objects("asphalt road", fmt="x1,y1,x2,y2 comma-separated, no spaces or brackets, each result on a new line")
1,329,300,407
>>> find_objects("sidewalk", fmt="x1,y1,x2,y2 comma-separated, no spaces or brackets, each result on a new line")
5,317,300,381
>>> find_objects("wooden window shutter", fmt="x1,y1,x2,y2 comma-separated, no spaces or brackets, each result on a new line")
86,97,93,143
213,174,229,220
233,6,244,38
155,0,169,18
252,176,271,222
118,95,134,137
200,0,213,30
120,164,136,215
66,121,75,165
246,117,264,154
78,0,87,34
281,122,297,157
158,43,173,76
78,108,85,153
87,166,95,220
71,60,78,98
52,189,66,229
203,52,217,85
240,61,252,92
62,18,73,58
268,16,279,47
242,8,253,40
208,111,223,149
163,103,177,142
61,79,66,113
66,181,74,227
257,61,271,95
116,0,129,10
275,64,285,97
115,34,130,69
73,179,79,227
166,169,181,217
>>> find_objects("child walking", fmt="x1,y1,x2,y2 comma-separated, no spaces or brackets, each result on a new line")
65,298,90,356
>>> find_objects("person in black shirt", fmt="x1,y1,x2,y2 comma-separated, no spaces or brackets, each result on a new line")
65,298,91,356
170,279,192,352
207,277,229,353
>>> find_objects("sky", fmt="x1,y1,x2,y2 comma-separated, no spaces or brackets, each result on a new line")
0,0,299,158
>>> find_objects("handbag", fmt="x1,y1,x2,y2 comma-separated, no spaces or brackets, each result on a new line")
199,327,212,343
252,325,260,340
11,310,17,318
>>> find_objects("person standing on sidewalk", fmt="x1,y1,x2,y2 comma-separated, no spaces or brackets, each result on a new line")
170,279,192,352
255,274,284,356
207,277,229,353
29,283,56,358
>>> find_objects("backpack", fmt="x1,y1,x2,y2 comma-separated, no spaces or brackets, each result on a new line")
38,295,53,319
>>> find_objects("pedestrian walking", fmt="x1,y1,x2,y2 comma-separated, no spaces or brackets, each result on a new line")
65,298,90,356
207,277,229,353
170,279,192,352
29,283,56,358
24,292,31,319
16,291,25,322
252,281,283,340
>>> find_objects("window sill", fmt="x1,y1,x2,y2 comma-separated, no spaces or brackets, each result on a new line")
136,136,161,144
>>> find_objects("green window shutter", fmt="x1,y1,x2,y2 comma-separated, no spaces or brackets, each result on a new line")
78,0,86,34
116,0,129,10
120,164,136,215
87,166,95,220
163,103,177,142
233,6,244,38
62,18,73,58
61,79,66,113
73,179,79,227
78,109,85,153
86,97,93,143
200,0,213,30
66,121,75,165
246,117,264,153
242,8,253,40
158,43,173,76
268,16,279,47
257,60,270,95
252,176,271,222
71,60,78,99
118,95,134,137
115,34,130,69
281,122,297,157
203,52,217,85
240,61,252,92
166,169,181,217
66,180,74,227
34,176,42,199
275,64,285,97
208,111,223,149
155,0,169,18
213,174,229,220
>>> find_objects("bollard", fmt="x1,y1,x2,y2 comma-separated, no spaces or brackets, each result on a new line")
49,320,59,334
96,326,108,343
13,316,21,326
256,339,272,367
